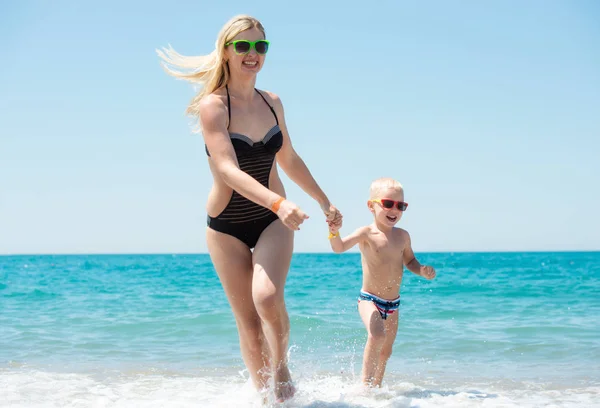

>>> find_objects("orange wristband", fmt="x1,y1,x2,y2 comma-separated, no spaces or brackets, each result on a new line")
271,197,285,213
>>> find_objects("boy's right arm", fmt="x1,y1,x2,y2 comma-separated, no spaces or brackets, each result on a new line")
329,226,368,253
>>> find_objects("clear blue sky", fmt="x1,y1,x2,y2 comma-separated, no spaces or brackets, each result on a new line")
1,0,599,254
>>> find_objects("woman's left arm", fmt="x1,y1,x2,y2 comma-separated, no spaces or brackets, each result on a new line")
266,91,337,217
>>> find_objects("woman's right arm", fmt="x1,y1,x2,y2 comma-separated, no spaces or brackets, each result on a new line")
199,95,307,229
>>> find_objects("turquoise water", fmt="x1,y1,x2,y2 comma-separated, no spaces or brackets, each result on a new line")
1,252,599,407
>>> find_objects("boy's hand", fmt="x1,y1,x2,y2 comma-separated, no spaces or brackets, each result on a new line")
323,204,343,226
328,220,340,234
420,265,436,280
327,215,342,233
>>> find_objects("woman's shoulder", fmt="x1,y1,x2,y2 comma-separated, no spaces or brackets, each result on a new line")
257,89,282,107
198,89,228,126
201,88,228,109
257,89,285,120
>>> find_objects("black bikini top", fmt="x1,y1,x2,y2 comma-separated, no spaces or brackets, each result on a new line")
205,86,283,157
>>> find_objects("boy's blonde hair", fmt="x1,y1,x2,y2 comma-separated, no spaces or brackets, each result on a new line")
369,177,403,199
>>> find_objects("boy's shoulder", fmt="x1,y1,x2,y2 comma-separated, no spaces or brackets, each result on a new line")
393,226,410,236
393,227,411,244
352,225,376,246
353,224,374,235
360,225,409,237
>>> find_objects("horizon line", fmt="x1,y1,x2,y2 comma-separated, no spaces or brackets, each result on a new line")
1,249,599,257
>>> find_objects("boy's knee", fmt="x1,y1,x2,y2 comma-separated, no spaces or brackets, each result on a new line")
367,327,386,344
380,345,393,360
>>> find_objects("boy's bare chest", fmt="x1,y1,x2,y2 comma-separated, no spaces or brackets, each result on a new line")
365,235,405,263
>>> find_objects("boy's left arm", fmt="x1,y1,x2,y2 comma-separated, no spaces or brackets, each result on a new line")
402,231,436,280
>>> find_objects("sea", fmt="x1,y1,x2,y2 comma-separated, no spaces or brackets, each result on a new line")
1,252,599,407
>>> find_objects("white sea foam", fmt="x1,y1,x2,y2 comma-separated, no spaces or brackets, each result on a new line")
1,369,599,408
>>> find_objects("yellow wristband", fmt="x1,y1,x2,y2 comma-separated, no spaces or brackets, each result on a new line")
328,231,339,239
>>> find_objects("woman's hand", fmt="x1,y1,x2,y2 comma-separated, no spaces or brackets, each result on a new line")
322,203,343,230
276,199,309,231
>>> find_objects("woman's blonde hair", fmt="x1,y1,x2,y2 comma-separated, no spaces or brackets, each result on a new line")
156,15,266,130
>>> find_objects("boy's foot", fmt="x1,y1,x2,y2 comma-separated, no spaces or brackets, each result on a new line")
274,366,296,402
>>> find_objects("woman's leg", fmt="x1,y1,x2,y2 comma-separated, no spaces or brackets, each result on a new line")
251,219,295,401
206,228,271,390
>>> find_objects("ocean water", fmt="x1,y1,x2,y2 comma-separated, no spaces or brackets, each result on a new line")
1,252,599,407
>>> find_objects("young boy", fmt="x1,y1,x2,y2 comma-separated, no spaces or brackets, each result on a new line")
328,177,436,387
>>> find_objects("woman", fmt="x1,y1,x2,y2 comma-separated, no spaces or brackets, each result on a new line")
157,15,342,402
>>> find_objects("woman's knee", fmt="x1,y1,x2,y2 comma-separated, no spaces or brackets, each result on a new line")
253,286,285,318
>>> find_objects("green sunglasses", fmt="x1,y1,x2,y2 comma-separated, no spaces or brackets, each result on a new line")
225,39,270,55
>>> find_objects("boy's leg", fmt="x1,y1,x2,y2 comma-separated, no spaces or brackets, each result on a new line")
372,312,399,387
358,300,386,386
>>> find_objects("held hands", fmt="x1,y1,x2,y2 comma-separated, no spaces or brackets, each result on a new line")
274,198,309,231
271,197,342,232
420,265,436,280
323,203,343,232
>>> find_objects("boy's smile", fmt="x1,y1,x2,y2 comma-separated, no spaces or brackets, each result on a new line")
385,213,399,223
368,187,406,229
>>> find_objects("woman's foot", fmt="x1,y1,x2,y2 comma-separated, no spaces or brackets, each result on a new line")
274,365,296,402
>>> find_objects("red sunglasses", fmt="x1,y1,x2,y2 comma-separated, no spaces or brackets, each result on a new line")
370,199,408,211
